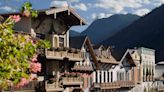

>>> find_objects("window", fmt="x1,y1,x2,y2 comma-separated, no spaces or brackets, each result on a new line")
120,72,123,80
132,67,134,80
117,72,120,81
59,37,64,47
100,72,102,83
108,72,110,82
54,37,58,47
119,72,121,80
126,71,129,81
111,72,113,82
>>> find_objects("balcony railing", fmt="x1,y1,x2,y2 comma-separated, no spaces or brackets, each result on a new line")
117,80,135,88
158,86,164,91
45,81,64,92
100,82,120,89
45,49,84,61
6,81,37,92
72,65,93,71
72,61,93,71
93,80,135,90
62,77,83,86
143,75,154,82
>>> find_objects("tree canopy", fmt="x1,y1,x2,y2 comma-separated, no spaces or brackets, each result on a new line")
0,2,49,89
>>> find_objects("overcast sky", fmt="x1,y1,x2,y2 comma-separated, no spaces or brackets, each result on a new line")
0,0,164,32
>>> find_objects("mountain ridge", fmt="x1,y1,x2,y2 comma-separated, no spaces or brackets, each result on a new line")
101,4,164,62
81,14,140,44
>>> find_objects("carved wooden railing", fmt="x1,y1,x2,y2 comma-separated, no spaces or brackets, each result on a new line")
100,82,120,89
45,49,84,61
117,80,135,88
6,81,37,91
92,80,135,89
158,86,164,91
143,75,154,82
62,77,83,86
45,81,64,91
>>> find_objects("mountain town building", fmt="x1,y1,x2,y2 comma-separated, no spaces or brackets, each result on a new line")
1,4,161,92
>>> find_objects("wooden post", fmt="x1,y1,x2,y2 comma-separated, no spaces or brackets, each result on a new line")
85,38,100,70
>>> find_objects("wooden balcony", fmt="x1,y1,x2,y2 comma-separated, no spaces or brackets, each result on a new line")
45,81,64,92
143,75,154,82
72,65,93,71
157,86,164,91
92,83,101,88
149,75,155,81
45,49,84,61
92,80,135,90
62,77,83,86
72,61,93,72
117,80,135,88
6,81,37,92
100,82,120,89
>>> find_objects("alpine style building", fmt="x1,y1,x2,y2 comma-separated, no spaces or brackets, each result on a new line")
1,2,163,92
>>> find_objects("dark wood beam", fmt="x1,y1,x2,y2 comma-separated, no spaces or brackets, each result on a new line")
86,38,100,70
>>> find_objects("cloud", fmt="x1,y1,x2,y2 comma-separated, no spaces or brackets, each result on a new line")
153,0,164,6
95,0,142,13
66,0,79,3
94,0,164,14
0,6,16,12
50,1,68,7
73,3,87,11
91,13,112,19
134,8,150,16
91,13,97,19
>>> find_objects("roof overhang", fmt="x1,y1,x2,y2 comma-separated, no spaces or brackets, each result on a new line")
45,7,86,26
0,7,86,26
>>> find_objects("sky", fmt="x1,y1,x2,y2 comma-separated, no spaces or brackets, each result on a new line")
0,0,164,32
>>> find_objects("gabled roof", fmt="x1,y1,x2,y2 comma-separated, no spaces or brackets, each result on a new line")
120,49,137,66
45,7,86,26
70,36,100,70
1,7,86,26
